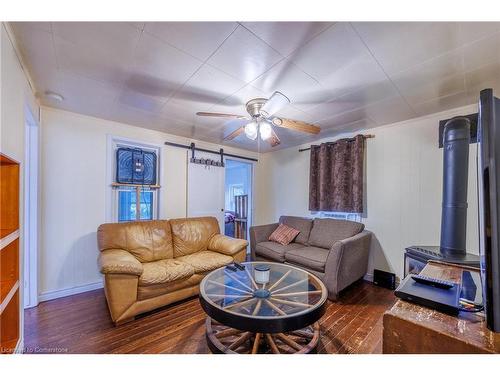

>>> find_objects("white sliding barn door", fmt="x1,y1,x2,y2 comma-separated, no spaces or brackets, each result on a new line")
187,152,225,231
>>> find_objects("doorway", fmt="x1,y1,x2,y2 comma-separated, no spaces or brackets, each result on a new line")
24,106,39,308
224,159,253,242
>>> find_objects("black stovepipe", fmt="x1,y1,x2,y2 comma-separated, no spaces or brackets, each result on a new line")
440,116,471,256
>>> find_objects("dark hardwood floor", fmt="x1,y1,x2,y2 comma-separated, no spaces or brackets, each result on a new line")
24,280,395,354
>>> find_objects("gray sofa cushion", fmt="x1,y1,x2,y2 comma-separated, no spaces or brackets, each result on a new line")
285,246,329,272
255,241,304,262
279,216,313,245
308,218,365,249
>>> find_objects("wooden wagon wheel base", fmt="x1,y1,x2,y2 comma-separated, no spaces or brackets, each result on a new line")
205,317,320,354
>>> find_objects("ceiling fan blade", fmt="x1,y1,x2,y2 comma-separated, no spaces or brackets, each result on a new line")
272,117,321,135
266,127,281,147
224,126,246,141
260,91,290,118
196,112,247,119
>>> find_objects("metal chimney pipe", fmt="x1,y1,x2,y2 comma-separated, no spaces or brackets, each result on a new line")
440,117,471,255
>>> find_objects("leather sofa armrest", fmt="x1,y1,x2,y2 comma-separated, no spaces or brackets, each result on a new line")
208,234,248,256
98,249,143,276
323,231,372,300
249,223,279,259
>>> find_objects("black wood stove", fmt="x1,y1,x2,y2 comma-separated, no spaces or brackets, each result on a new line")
404,117,480,276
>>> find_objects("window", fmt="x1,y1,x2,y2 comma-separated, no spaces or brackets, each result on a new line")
310,211,362,223
117,186,155,222
107,137,160,223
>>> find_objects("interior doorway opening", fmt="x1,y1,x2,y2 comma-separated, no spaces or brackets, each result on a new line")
224,159,253,244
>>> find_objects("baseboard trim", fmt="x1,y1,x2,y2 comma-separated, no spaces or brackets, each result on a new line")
38,281,103,302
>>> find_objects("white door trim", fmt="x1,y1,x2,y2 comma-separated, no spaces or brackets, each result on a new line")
23,105,39,308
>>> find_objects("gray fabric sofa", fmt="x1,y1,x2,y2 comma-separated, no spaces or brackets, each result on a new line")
250,216,371,300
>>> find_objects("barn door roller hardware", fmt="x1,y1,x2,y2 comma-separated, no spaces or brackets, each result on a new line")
164,141,258,162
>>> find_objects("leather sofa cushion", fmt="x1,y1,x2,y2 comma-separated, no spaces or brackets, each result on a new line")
255,241,304,262
99,249,143,276
308,218,364,249
279,216,313,245
138,274,204,300
285,246,330,272
139,259,194,286
170,217,220,257
98,220,174,263
208,234,248,256
176,250,233,273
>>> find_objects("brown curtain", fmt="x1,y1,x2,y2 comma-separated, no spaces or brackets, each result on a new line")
309,135,364,213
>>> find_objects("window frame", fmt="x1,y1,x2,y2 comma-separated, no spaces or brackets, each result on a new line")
116,185,156,222
106,135,161,223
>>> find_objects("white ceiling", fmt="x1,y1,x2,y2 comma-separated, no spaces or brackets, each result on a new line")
11,22,500,152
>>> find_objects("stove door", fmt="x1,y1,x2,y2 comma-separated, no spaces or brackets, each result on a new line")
404,252,428,277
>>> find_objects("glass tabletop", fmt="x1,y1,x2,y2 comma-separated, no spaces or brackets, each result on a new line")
199,262,327,320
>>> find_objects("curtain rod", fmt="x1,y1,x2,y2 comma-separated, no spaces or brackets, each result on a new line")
164,141,258,162
298,134,375,152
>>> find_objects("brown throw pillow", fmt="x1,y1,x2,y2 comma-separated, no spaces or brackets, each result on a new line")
269,224,300,246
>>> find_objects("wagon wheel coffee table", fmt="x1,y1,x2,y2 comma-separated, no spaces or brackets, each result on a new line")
199,262,327,354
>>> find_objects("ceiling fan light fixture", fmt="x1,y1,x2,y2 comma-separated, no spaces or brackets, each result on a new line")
259,121,272,141
244,121,258,140
272,117,283,126
202,91,320,146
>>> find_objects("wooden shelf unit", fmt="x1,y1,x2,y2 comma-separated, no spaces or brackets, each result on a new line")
1,238,19,303
0,153,20,354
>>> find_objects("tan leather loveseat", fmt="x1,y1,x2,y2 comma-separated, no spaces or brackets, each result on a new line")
98,216,247,325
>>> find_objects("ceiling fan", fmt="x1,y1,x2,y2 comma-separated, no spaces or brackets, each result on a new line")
196,91,321,147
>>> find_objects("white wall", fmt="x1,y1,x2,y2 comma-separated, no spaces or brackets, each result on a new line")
1,23,39,351
1,24,38,161
39,107,259,299
253,104,480,279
